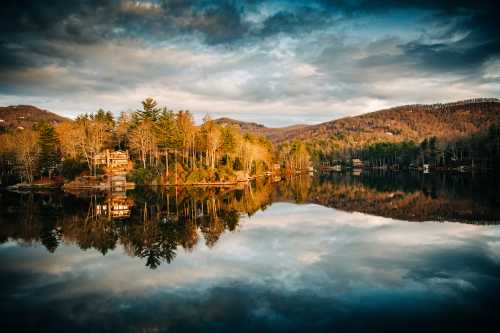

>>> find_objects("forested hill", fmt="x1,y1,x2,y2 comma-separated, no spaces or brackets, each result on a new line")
3,98,499,145
216,98,500,145
213,117,308,141
0,105,70,131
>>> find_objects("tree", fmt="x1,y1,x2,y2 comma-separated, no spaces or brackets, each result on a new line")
55,122,80,159
36,122,60,178
157,109,182,151
219,125,240,166
199,115,221,169
135,98,160,123
15,129,39,183
129,120,157,169
176,110,196,167
67,111,114,175
115,111,131,150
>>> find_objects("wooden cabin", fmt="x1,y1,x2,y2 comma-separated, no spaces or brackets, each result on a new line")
93,150,131,172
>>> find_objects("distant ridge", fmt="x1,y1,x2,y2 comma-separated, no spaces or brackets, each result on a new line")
213,117,309,140
217,98,500,145
0,105,70,130
373,98,500,113
2,98,499,146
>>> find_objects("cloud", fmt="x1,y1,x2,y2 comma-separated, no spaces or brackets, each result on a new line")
0,0,499,124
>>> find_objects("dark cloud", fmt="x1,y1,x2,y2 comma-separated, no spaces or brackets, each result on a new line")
0,0,113,41
2,0,498,71
323,0,498,14
258,6,334,37
0,0,499,120
399,4,500,73
401,38,500,74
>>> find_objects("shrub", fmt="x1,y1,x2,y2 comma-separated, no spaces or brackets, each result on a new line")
128,167,157,185
61,158,87,180
215,166,236,182
185,168,209,184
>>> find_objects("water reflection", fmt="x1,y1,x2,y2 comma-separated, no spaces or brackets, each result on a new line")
1,173,499,268
1,173,500,332
310,172,500,223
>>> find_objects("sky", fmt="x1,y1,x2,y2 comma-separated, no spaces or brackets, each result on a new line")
1,0,499,126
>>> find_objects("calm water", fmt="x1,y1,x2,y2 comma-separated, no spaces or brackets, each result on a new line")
1,172,500,332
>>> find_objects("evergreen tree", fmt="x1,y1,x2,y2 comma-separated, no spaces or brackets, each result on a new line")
135,97,160,123
36,122,60,178
156,109,182,150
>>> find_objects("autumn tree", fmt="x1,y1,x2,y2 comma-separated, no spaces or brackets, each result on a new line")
69,111,114,174
176,110,196,167
55,122,81,160
129,120,157,169
199,115,221,169
115,111,131,150
15,129,39,183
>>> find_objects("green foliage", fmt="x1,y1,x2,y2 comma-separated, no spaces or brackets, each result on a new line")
93,109,114,126
233,158,243,171
156,109,182,149
36,122,60,177
134,97,160,123
220,126,237,155
185,168,210,184
61,158,87,180
215,165,236,182
360,141,419,167
128,167,157,185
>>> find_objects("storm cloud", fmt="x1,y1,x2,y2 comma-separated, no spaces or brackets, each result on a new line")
0,0,499,124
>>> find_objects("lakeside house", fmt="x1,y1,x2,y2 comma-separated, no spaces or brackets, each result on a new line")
64,150,134,190
93,150,131,172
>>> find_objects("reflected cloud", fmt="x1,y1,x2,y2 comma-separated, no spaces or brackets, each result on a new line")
1,174,500,331
1,198,500,331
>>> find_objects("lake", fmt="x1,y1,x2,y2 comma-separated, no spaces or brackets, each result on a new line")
1,172,500,332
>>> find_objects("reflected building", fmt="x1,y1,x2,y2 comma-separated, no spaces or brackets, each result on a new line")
1,172,499,267
95,192,134,219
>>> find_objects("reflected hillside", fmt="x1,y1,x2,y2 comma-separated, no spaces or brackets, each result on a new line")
302,173,500,223
1,173,499,267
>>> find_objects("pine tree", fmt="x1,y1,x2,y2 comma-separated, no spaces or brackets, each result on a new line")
135,97,160,123
37,122,60,178
156,109,182,150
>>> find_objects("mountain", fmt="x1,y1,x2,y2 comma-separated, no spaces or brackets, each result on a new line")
0,105,70,130
216,98,500,146
213,117,308,141
3,98,499,146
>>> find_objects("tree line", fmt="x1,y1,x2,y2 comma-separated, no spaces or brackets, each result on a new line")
312,124,500,171
0,98,312,185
